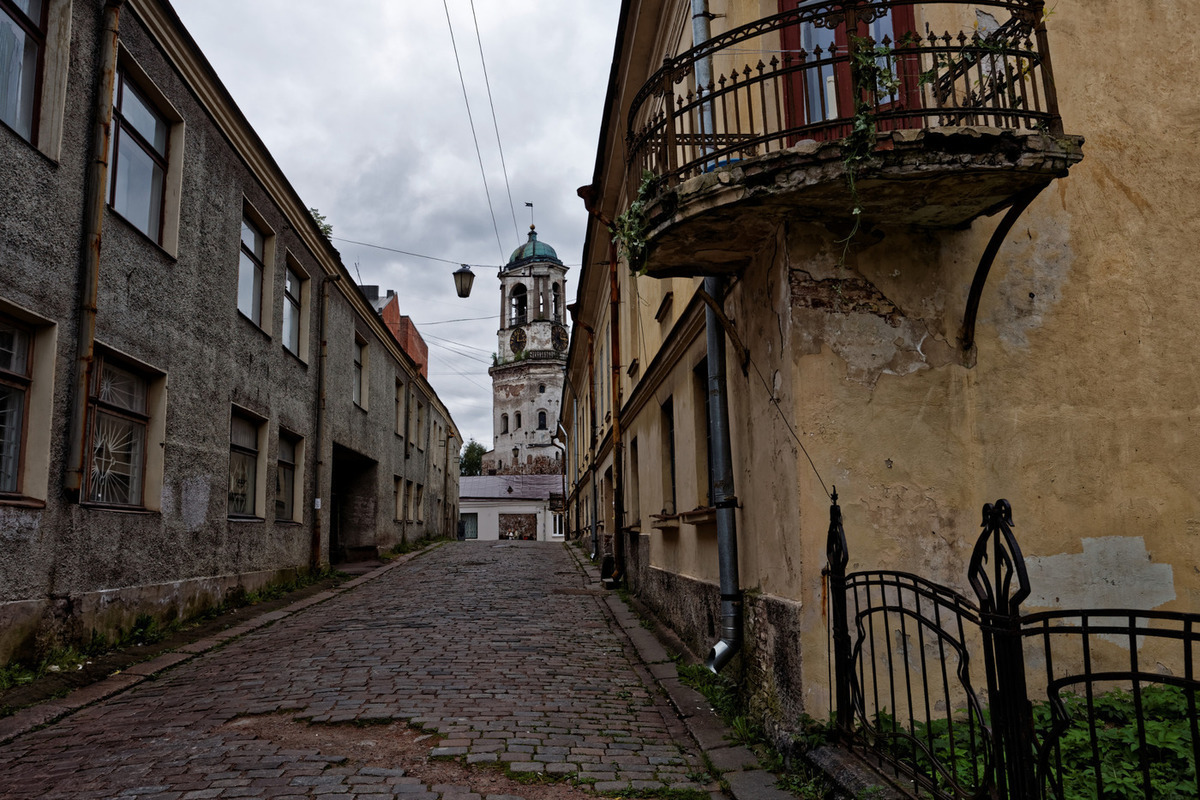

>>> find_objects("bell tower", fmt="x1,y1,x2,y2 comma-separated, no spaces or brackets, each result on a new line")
487,226,569,474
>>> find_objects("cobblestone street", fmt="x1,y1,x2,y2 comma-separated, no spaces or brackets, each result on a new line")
0,543,720,800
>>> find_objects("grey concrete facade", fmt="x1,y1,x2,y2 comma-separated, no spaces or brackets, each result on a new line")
0,0,459,665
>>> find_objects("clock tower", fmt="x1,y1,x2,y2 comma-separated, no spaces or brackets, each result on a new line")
487,226,569,475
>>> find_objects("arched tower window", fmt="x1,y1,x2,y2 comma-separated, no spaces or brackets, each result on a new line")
515,412,522,429
538,384,546,394
510,284,528,326
552,284,562,322
501,413,509,434
538,411,547,430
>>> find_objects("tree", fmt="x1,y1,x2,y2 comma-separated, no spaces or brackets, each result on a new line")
309,207,333,238
460,439,486,476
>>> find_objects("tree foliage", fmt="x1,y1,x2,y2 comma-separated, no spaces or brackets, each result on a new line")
309,207,333,238
460,439,486,476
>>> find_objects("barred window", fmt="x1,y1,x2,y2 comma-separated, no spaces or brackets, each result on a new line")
87,357,148,506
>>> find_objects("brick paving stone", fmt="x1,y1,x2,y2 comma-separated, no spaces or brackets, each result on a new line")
0,544,708,797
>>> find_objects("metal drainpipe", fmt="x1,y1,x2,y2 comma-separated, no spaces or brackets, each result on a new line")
65,0,124,496
704,275,742,672
311,273,342,570
688,0,741,674
607,240,626,587
576,319,600,561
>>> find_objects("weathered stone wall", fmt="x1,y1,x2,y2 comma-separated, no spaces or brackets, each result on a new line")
0,0,459,664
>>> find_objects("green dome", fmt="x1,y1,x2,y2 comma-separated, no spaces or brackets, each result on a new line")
507,226,561,267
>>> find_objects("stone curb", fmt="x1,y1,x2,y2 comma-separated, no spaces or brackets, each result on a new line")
562,543,784,800
0,546,437,746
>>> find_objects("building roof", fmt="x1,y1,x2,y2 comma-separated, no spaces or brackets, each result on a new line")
460,474,563,500
506,226,561,268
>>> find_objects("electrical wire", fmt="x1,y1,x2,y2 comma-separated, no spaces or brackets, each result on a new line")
442,0,506,263
330,236,502,269
422,332,494,356
470,0,520,244
415,314,499,326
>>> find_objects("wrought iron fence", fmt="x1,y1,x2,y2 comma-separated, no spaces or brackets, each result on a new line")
825,493,1200,799
628,0,1063,188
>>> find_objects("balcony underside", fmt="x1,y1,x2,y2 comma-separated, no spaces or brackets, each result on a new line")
640,127,1084,279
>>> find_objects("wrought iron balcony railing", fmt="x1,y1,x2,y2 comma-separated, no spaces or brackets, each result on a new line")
627,0,1064,189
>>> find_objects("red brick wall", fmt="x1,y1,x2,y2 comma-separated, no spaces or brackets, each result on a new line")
379,297,429,378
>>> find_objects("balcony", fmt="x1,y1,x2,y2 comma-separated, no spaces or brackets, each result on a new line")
626,0,1084,278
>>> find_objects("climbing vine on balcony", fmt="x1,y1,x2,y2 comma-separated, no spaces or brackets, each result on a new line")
611,169,656,275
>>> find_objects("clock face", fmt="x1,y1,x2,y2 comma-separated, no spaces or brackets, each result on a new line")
509,328,527,353
551,325,568,352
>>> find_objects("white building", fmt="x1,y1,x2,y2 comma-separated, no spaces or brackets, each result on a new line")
459,475,565,541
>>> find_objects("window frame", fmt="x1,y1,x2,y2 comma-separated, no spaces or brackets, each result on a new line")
281,255,309,359
228,407,265,520
0,314,33,496
108,69,169,244
275,429,302,523
352,336,368,409
0,0,47,144
84,353,152,508
415,484,424,523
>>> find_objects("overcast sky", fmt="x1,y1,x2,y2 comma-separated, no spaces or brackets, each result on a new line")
171,0,622,450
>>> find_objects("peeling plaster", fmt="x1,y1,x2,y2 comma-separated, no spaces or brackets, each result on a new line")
180,476,212,533
986,215,1073,350
0,509,41,541
1024,536,1175,611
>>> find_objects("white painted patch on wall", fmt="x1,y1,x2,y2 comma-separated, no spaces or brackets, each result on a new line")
1025,537,1175,610
180,476,212,532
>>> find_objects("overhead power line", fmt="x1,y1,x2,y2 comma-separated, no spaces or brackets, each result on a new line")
443,0,506,264
330,236,501,270
470,0,520,244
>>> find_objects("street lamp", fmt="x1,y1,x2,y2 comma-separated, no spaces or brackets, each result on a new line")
453,264,475,298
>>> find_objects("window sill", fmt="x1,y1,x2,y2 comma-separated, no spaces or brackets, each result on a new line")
239,311,272,341
275,519,303,526
79,504,159,515
354,402,368,413
0,496,47,510
106,207,178,261
650,513,680,531
282,345,309,368
228,516,265,523
680,506,716,525
0,118,60,166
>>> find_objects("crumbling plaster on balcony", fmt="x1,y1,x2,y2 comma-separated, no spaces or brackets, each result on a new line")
785,225,960,387
639,127,1085,279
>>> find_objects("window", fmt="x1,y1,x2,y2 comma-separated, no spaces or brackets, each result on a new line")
393,476,402,521
86,356,150,506
537,411,547,430
404,479,413,521
395,381,406,436
461,512,478,539
0,0,45,142
551,284,562,322
238,215,266,325
0,317,31,493
510,283,527,325
282,265,303,354
694,359,713,507
629,438,640,524
109,70,169,243
415,484,424,522
515,411,522,430
276,431,301,522
661,397,676,515
353,337,367,407
229,410,263,518
416,400,425,450
538,384,546,394
500,413,508,434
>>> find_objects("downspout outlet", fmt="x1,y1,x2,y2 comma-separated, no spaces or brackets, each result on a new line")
705,596,743,673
